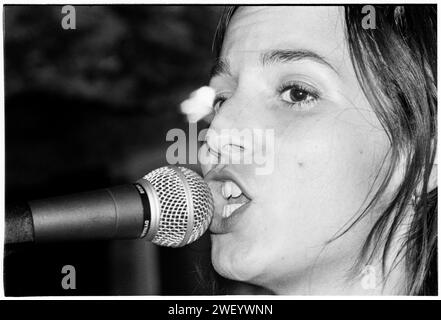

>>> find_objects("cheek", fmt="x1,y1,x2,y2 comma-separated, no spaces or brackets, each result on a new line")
269,112,390,240
210,110,391,282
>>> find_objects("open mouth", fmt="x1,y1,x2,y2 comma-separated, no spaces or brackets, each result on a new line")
204,168,253,230
220,180,251,219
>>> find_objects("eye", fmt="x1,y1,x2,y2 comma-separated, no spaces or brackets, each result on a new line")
213,95,228,113
279,82,320,110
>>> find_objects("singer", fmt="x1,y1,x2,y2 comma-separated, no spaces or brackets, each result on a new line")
199,6,437,295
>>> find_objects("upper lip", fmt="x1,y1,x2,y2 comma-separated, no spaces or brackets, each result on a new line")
204,167,253,201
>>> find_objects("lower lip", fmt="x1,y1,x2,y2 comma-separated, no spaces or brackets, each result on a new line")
209,201,252,235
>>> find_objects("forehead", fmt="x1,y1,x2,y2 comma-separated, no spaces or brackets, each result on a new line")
221,6,347,69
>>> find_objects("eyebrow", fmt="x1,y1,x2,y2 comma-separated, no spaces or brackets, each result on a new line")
261,49,338,74
210,49,338,78
210,58,232,78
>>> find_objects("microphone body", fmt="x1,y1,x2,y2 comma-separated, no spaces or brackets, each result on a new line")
5,166,214,247
29,183,153,242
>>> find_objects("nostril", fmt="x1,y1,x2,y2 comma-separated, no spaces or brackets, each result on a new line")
221,144,245,155
198,143,219,176
208,146,221,159
205,130,253,163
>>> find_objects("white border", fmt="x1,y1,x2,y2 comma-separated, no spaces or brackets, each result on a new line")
0,0,439,300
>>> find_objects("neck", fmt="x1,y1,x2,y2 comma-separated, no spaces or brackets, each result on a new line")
268,206,414,295
266,255,407,295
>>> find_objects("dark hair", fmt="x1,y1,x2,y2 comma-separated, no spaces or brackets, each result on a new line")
211,5,437,295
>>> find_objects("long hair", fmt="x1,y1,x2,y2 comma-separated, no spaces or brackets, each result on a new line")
210,5,437,295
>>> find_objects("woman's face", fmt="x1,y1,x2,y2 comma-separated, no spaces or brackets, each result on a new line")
200,6,391,293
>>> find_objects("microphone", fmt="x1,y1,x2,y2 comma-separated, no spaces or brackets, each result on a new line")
5,166,214,247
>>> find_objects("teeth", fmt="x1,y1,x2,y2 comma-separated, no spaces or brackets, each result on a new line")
230,182,242,198
221,180,243,199
222,205,230,218
222,181,232,199
222,203,244,218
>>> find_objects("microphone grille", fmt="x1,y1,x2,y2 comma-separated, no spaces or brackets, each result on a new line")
143,166,213,247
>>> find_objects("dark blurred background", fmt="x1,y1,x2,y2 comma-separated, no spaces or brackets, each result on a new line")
4,4,226,296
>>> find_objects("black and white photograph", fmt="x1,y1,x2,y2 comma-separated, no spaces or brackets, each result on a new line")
1,2,438,301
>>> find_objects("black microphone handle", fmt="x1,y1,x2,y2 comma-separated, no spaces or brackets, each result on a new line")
5,184,152,244
5,202,35,244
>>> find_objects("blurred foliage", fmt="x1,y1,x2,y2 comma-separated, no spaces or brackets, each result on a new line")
4,5,223,296
5,5,221,111
5,5,222,198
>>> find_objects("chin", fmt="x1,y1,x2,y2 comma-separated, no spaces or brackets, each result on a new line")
211,235,269,284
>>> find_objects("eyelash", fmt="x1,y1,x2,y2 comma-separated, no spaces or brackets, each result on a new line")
277,81,320,110
212,82,320,112
212,95,228,113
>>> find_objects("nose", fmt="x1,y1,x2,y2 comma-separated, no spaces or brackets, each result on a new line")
208,96,255,159
199,94,259,174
